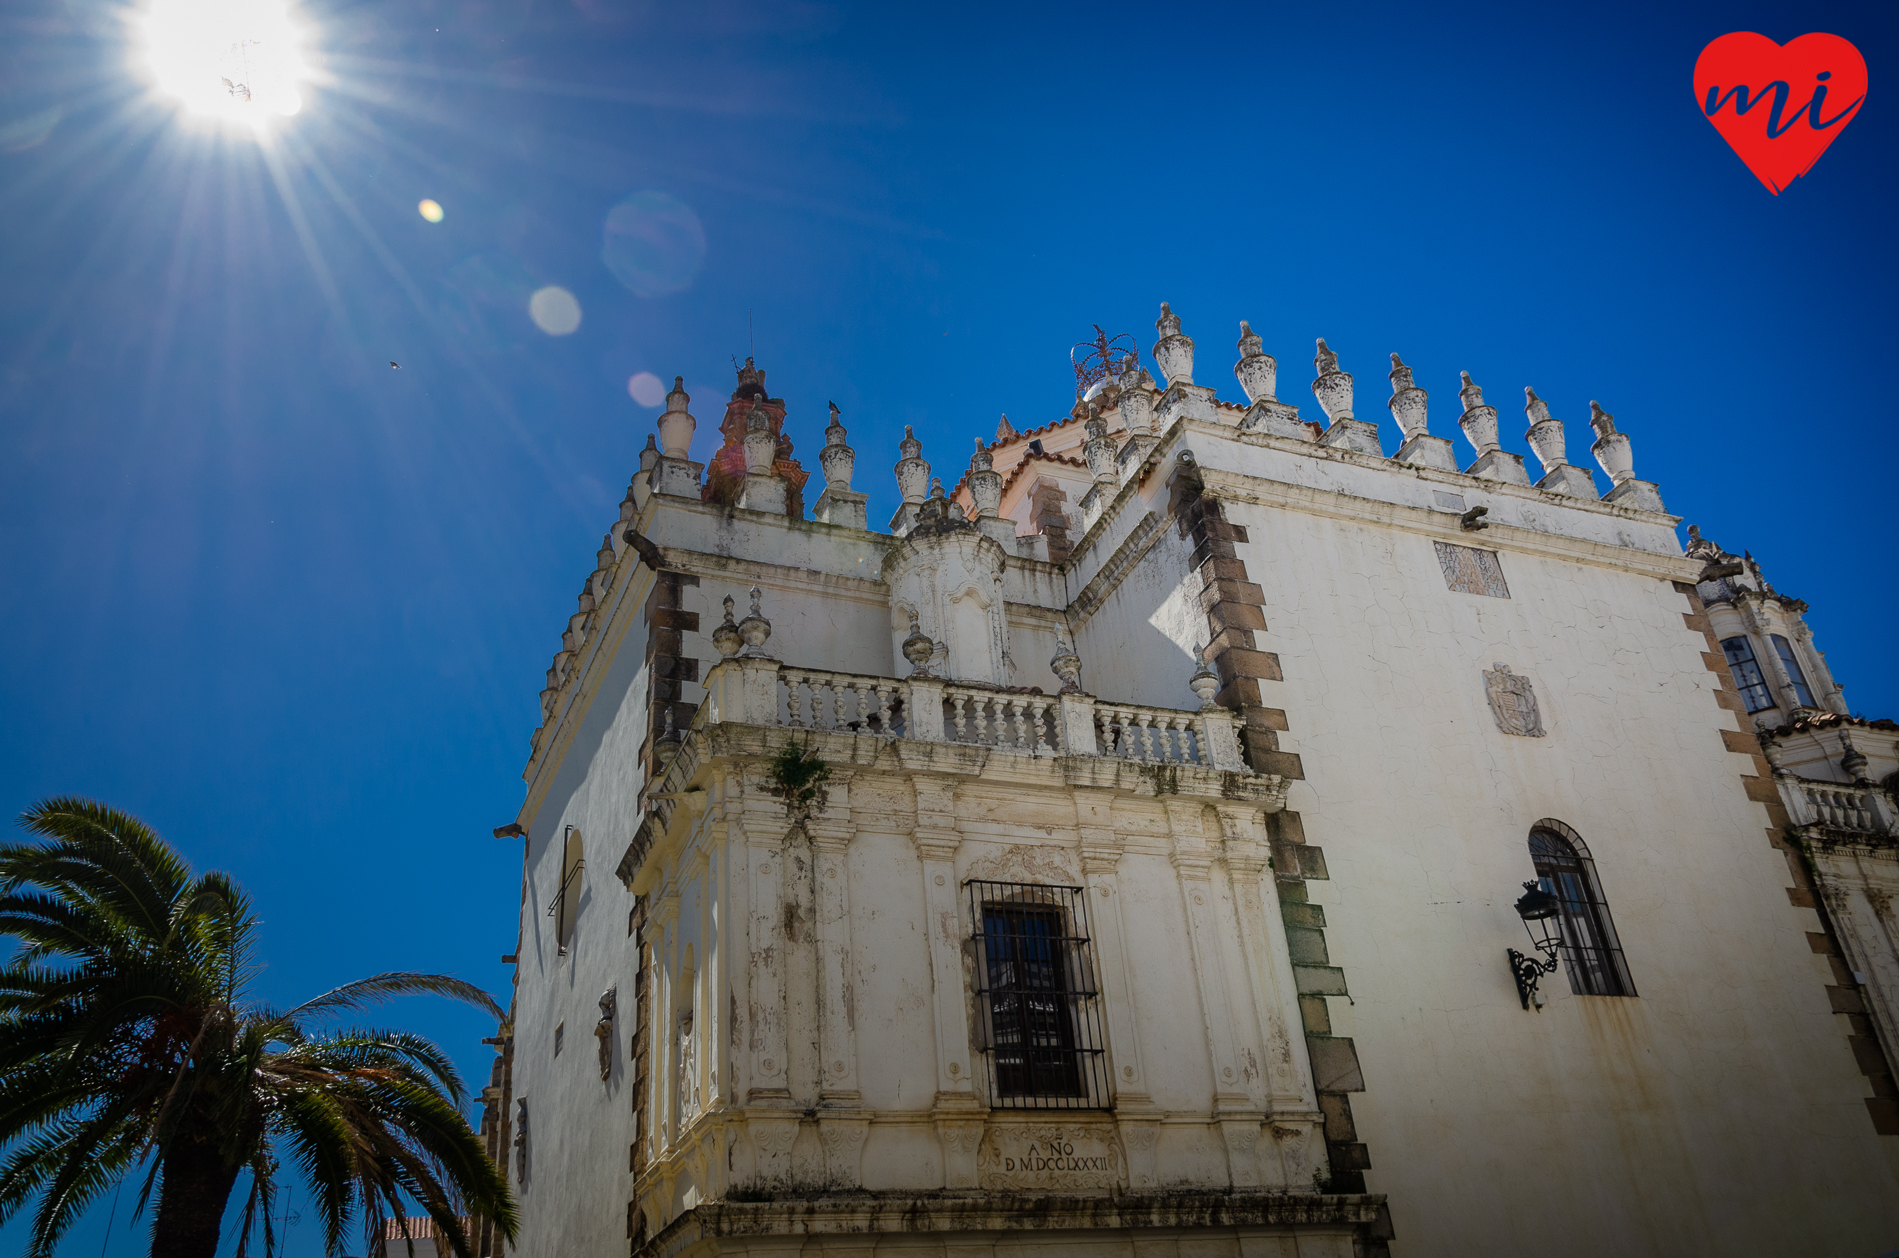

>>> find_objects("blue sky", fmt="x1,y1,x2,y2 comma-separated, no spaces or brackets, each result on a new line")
2,0,1893,1252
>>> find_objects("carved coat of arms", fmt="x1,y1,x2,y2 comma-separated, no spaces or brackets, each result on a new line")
1484,664,1546,737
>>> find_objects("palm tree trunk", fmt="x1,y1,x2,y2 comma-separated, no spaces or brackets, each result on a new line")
149,1140,242,1258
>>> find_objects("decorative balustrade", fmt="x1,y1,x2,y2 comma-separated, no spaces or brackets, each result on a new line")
943,686,1062,755
779,668,906,737
703,656,1244,772
1093,703,1207,766
1799,782,1893,835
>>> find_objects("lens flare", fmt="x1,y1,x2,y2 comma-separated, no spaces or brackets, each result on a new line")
144,0,310,123
418,199,444,223
529,286,582,336
601,191,706,298
627,372,665,407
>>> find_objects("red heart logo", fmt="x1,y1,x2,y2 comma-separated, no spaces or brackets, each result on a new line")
1694,32,1867,193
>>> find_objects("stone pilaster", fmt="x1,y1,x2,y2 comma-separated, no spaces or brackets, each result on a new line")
913,775,985,1187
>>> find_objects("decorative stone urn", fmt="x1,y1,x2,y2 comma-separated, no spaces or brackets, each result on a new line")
736,586,773,658
1387,354,1428,440
1153,302,1195,386
819,404,854,491
967,439,1002,517
1310,338,1354,423
1523,387,1568,472
1457,371,1502,455
1588,400,1634,484
1049,636,1083,694
712,596,742,659
901,610,934,677
894,426,930,505
1234,321,1278,404
657,376,695,458
1119,364,1157,436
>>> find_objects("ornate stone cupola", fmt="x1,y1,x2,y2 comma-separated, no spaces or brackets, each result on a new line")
700,357,809,517
881,461,1012,685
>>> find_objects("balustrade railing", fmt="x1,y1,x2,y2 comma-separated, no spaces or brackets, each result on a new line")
709,659,1242,770
1801,782,1892,834
942,687,1062,755
1093,703,1206,766
778,668,906,737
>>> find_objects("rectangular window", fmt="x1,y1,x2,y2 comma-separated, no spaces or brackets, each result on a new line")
1434,541,1510,598
1771,635,1816,708
1720,636,1775,713
967,881,1108,1109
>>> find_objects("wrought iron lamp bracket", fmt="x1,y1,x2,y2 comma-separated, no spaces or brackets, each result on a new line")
1507,944,1561,1011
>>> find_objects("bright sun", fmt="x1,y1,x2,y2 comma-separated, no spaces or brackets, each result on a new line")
143,0,309,121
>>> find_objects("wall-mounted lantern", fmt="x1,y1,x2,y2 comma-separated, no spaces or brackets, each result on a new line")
1508,880,1563,1010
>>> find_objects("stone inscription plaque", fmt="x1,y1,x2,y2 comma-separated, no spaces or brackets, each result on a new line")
978,1123,1123,1192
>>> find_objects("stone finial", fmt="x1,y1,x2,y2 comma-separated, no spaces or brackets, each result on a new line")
1188,644,1219,709
1153,302,1195,386
968,438,1003,518
901,609,934,677
1120,364,1158,436
1387,353,1428,439
1841,730,1870,782
1049,634,1083,694
894,425,930,504
742,403,776,475
819,403,854,492
1083,406,1115,484
1310,338,1355,424
736,585,773,658
657,376,694,458
1457,371,1501,455
1234,320,1278,404
996,414,1016,442
712,596,742,659
639,432,660,473
1523,386,1569,472
1588,400,1634,484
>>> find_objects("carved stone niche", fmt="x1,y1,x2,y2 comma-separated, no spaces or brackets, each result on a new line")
1484,663,1546,737
881,518,1011,685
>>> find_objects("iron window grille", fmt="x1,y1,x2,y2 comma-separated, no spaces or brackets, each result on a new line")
1529,824,1634,997
1770,635,1816,708
966,880,1110,1110
1720,636,1775,713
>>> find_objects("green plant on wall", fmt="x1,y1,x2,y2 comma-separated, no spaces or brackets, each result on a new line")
767,738,831,820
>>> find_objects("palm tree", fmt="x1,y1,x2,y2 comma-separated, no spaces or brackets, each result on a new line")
0,797,518,1258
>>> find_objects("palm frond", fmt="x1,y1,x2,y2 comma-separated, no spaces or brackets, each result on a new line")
281,973,503,1024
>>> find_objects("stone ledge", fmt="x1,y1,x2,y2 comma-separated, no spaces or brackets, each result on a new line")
640,1189,1385,1257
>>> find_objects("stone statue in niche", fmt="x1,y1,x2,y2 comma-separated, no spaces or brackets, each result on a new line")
1484,664,1546,737
595,987,616,1081
677,1009,700,1125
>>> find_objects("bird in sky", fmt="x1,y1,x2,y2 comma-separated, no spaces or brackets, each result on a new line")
390,361,400,368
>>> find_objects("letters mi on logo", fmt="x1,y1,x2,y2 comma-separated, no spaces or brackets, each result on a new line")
1695,32,1867,194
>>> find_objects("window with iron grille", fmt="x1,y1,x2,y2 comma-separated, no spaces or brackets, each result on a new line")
1770,635,1816,708
1529,823,1634,998
1720,636,1775,713
966,881,1109,1109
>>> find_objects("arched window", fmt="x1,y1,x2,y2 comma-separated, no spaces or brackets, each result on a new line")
550,827,584,956
1528,821,1634,997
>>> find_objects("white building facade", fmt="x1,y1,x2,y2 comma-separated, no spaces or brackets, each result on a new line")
485,314,1899,1258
